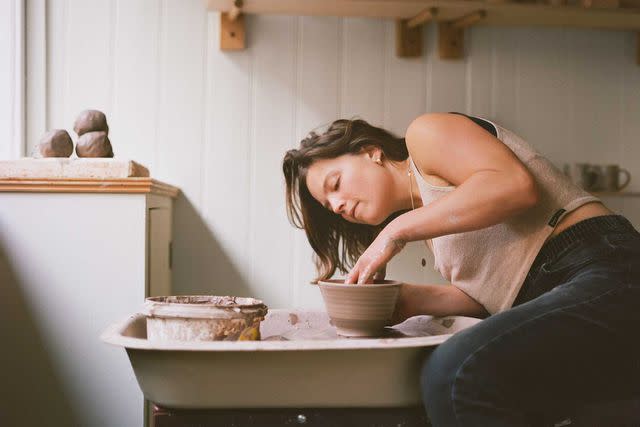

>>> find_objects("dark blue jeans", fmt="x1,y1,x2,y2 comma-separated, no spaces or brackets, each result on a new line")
421,214,640,426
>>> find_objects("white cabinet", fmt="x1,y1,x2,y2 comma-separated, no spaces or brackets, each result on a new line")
0,177,178,427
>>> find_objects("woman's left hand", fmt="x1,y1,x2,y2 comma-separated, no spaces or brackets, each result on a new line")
344,230,406,284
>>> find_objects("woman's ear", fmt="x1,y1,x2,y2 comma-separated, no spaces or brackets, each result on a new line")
361,146,383,164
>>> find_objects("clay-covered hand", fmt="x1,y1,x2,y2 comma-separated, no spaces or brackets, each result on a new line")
373,264,386,281
344,231,406,284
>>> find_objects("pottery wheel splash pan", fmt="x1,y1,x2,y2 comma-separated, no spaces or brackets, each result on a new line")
101,309,481,409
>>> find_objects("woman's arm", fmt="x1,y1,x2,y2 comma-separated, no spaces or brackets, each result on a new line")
345,112,539,284
388,113,539,243
393,283,489,323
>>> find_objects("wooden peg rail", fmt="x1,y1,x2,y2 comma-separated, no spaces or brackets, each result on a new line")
407,7,438,29
207,0,640,64
396,7,438,57
220,0,245,50
439,10,487,59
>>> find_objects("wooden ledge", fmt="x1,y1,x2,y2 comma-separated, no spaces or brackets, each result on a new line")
0,177,180,198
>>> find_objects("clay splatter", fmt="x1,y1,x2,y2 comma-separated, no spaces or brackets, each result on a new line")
289,313,299,325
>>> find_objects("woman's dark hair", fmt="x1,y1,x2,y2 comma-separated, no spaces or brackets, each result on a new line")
282,118,408,282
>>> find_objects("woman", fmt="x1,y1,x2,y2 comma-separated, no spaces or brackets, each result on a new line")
282,112,640,426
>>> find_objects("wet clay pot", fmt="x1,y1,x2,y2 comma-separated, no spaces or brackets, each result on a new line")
143,295,268,342
317,279,402,337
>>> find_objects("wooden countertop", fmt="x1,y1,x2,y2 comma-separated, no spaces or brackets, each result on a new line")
0,177,180,198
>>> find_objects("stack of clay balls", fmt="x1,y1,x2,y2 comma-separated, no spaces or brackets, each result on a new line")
36,109,114,158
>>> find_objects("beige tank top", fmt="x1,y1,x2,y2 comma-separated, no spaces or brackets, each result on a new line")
408,116,600,314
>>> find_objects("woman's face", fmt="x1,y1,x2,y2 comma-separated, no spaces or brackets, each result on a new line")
305,149,400,225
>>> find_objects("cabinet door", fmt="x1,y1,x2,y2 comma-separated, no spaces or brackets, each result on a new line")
147,207,171,297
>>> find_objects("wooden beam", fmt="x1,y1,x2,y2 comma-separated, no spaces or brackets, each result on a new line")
407,7,438,29
637,32,640,65
220,11,245,50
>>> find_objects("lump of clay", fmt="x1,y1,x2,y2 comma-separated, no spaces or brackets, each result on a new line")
75,131,114,158
73,109,109,136
37,129,74,157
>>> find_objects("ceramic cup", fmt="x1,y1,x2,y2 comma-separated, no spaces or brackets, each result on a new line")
603,165,631,192
317,279,402,337
567,163,600,191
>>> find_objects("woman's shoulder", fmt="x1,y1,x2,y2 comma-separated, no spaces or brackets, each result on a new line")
405,113,470,187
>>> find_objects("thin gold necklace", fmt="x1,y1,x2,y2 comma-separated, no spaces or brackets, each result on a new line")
407,158,433,255
407,159,415,211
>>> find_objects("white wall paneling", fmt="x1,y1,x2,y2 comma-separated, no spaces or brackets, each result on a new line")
292,15,341,308
23,0,640,310
26,0,46,153
1,0,25,159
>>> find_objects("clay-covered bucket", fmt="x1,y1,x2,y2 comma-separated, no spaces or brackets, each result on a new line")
143,296,268,342
317,279,402,337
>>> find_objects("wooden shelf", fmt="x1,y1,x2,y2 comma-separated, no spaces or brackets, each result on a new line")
207,0,640,30
0,177,180,198
207,0,640,62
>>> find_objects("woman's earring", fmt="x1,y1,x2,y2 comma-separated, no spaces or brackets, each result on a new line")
375,157,382,165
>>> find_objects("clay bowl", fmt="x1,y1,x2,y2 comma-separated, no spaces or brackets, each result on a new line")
316,279,402,337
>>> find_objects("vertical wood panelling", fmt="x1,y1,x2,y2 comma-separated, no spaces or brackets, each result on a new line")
516,28,572,167
34,2,640,305
201,12,254,298
341,18,385,125
63,0,113,132
466,27,492,118
111,0,161,170
381,20,436,285
621,32,640,194
620,31,640,222
491,28,520,129
0,0,15,159
46,0,67,136
292,16,341,308
249,15,297,308
568,30,625,166
382,20,425,135
155,0,206,200
26,0,47,155
155,0,208,298
425,24,467,113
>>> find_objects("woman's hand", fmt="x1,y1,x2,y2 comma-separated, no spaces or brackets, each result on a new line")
344,230,406,284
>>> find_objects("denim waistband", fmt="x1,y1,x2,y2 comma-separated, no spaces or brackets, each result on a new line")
514,214,638,307
534,214,637,266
